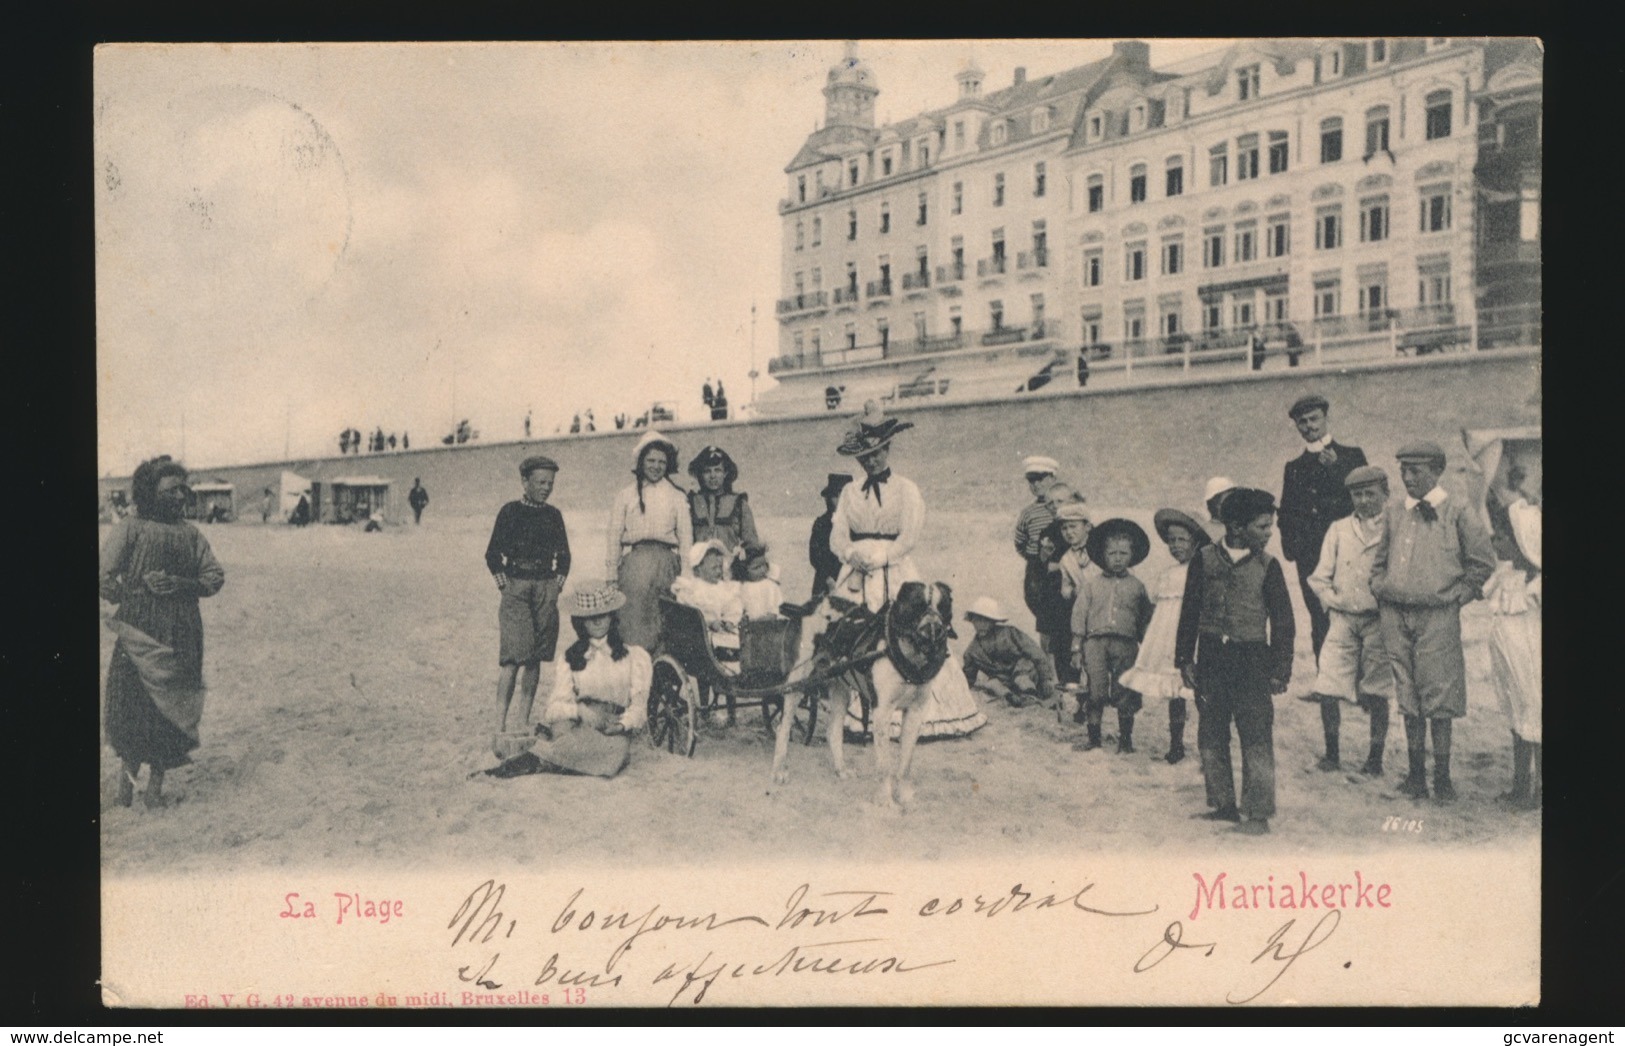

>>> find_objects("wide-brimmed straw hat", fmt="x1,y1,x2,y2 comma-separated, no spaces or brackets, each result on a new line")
1086,518,1151,569
964,596,1008,623
632,431,679,470
837,400,914,457
687,445,739,486
1152,508,1212,548
570,583,627,618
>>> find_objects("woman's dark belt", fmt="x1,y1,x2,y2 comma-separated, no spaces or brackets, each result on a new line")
849,532,898,541
503,557,559,580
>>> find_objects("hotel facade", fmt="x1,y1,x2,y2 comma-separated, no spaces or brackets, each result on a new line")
762,38,1541,416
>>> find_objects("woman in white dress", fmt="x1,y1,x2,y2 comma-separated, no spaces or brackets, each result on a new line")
829,402,985,740
606,432,692,650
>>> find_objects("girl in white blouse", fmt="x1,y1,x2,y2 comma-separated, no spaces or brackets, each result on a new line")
539,585,651,775
606,432,693,649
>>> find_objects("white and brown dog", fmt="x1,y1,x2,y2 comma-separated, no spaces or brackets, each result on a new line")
771,580,952,808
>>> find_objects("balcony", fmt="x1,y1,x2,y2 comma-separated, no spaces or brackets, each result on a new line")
833,286,861,305
976,256,1008,278
981,325,1029,347
865,279,893,299
1477,240,1540,268
775,291,829,315
901,271,931,292
1017,248,1049,270
935,262,966,284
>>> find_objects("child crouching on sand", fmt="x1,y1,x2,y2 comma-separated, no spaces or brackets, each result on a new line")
1119,509,1209,764
961,597,1058,709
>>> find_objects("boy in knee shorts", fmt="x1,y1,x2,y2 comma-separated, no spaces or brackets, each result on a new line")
485,456,572,739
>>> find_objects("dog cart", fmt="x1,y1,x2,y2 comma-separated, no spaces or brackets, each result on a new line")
644,598,881,758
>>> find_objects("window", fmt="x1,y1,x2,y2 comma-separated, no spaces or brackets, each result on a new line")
811,331,822,359
1166,157,1184,197
1359,196,1389,242
1089,114,1103,139
949,307,963,336
1420,185,1452,232
793,332,804,359
877,317,889,352
916,246,929,277
1370,39,1387,65
918,141,931,167
811,217,821,246
1081,309,1102,345
880,204,890,234
1418,259,1452,306
1234,224,1257,263
1237,64,1261,101
952,182,963,215
1315,207,1342,250
1034,162,1047,198
815,170,825,194
1267,215,1290,258
917,193,928,226
1204,302,1222,330
1232,297,1254,328
1268,131,1289,174
794,271,805,295
1124,308,1145,342
1314,277,1341,318
849,161,861,187
989,299,1005,331
993,173,1005,207
1320,117,1343,164
881,152,893,177
913,310,927,341
992,122,1008,146
845,262,858,296
1162,238,1183,275
1364,106,1391,157
1162,308,1181,336
795,221,805,251
1328,49,1342,76
1083,249,1102,287
1126,241,1146,281
1087,174,1104,213
1032,109,1050,134
991,229,1005,268
1129,164,1147,203
1209,143,1229,187
950,237,965,279
811,267,822,290
954,121,966,150
848,210,857,240
797,175,806,203
1132,103,1147,131
1425,91,1452,140
1030,294,1046,336
877,257,891,292
1520,187,1540,242
1236,134,1259,181
1031,221,1047,266
1358,280,1386,317
1264,293,1288,323
844,322,857,351
1203,227,1225,268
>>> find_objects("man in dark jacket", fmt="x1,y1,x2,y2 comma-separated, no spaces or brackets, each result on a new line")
1278,394,1367,661
808,473,852,599
408,479,430,524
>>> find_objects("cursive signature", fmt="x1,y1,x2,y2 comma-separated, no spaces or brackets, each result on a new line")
1227,911,1342,1005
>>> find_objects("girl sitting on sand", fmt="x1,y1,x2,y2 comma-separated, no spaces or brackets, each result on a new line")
1118,509,1210,764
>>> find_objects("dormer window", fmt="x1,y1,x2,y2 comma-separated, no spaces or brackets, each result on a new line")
1132,103,1147,131
797,175,807,204
1031,108,1050,134
917,138,932,168
954,120,966,150
1325,47,1343,77
1237,64,1261,101
881,151,893,176
1089,113,1103,140
991,122,1008,146
1369,39,1388,65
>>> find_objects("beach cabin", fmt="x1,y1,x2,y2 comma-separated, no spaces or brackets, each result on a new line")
187,480,235,523
321,475,393,524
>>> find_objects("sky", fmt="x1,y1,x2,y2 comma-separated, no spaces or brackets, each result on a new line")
95,39,1232,475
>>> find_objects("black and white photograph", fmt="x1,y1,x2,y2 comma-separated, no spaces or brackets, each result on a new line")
95,37,1542,1008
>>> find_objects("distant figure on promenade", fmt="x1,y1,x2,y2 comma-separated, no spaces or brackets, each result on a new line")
1077,350,1090,388
291,494,311,527
374,427,386,453
712,381,728,421
486,456,571,740
570,414,581,434
388,433,397,451
606,432,692,649
524,410,532,439
261,487,274,524
1278,394,1367,662
687,445,759,554
702,380,715,409
99,456,226,809
408,478,429,525
1250,333,1266,372
615,413,628,431
402,432,410,450
338,430,351,455
585,410,596,433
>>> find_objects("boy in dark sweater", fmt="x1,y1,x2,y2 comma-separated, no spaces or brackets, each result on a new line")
1176,487,1296,835
485,456,572,740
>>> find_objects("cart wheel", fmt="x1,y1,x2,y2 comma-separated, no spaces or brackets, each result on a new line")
647,657,698,757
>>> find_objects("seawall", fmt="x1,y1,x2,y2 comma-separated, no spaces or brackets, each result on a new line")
101,350,1539,522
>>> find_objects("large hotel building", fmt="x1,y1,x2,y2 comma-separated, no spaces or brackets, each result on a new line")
762,38,1541,416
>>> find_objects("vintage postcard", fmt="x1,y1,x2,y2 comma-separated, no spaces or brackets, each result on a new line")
96,38,1542,1009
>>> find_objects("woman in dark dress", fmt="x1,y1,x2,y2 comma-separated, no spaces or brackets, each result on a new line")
686,446,760,555
100,457,226,808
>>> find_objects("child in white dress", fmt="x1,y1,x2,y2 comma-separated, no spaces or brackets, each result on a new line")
1485,479,1541,810
1119,509,1209,764
670,540,744,657
734,543,784,621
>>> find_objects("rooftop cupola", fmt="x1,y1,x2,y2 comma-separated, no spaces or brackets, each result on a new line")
824,40,878,129
956,58,985,99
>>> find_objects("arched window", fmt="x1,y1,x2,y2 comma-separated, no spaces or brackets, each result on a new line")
1165,154,1184,197
1031,109,1050,134
1364,105,1391,157
1425,90,1452,140
1129,163,1148,204
991,122,1008,145
1320,117,1343,163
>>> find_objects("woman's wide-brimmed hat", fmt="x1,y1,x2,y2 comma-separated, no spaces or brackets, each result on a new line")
632,430,679,470
1086,518,1152,569
570,582,627,618
837,400,914,457
687,445,739,486
1152,508,1212,549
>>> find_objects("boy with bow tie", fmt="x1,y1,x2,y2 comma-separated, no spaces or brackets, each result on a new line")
1279,394,1368,661
1370,441,1495,802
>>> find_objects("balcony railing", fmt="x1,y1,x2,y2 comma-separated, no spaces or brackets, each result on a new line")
981,325,1029,347
1477,240,1540,267
775,290,829,315
833,286,861,305
977,256,1008,278
865,279,893,299
935,262,966,284
901,271,931,291
1017,248,1049,270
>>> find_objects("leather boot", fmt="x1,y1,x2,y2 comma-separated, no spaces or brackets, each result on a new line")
1431,717,1457,803
1398,714,1428,799
1117,713,1135,754
1317,695,1341,771
1073,719,1103,751
1499,734,1531,804
1166,698,1187,764
1361,696,1389,776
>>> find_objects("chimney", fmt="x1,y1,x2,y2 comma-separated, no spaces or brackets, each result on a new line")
1112,40,1151,70
1014,66,1027,86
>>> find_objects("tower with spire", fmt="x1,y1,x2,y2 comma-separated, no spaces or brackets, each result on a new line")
823,40,878,129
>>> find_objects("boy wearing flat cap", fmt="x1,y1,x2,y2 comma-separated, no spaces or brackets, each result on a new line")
1279,394,1368,664
1176,488,1296,835
1370,441,1495,802
1014,456,1062,615
1302,465,1396,775
485,455,572,740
